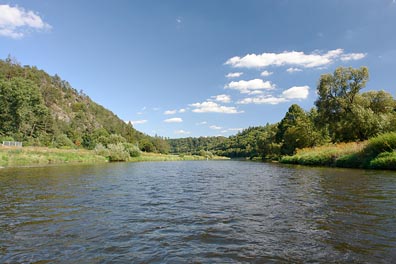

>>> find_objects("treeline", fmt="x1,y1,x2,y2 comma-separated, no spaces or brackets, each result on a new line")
168,66,396,159
0,56,170,154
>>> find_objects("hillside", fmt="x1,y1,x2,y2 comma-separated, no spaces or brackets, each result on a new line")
0,57,169,153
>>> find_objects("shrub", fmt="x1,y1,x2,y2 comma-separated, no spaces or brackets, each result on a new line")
123,143,141,157
94,143,109,157
107,143,129,161
364,132,396,159
54,134,75,148
369,151,396,170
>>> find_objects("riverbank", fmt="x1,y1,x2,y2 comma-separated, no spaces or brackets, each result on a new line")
0,146,229,168
280,132,396,170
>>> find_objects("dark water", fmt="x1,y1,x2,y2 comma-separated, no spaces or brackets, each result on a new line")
1,161,396,263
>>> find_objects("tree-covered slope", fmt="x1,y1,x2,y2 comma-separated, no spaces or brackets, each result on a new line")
0,57,169,153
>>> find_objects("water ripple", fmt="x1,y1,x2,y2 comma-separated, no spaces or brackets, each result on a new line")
1,161,396,263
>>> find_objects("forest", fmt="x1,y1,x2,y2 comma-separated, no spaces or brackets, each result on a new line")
168,66,396,161
0,56,170,158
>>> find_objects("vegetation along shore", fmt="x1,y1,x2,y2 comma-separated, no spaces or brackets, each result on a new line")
0,57,395,170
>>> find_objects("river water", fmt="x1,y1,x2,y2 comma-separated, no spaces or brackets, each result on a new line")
0,161,395,263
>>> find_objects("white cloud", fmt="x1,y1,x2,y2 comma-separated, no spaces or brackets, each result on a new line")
174,129,190,135
286,67,302,73
0,4,51,39
226,72,243,78
237,85,310,105
130,120,148,125
225,79,275,93
164,109,177,115
247,90,264,95
164,117,183,123
340,53,367,61
190,101,243,114
209,125,222,130
237,96,287,105
212,94,231,103
225,49,366,69
260,70,273,77
282,86,309,99
164,108,186,115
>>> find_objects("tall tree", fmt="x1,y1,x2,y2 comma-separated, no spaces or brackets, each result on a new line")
315,66,369,142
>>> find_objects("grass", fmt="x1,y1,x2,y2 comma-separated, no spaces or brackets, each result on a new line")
280,132,396,170
0,146,107,167
129,152,229,162
0,146,229,168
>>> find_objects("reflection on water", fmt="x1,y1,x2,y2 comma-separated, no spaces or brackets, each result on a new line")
1,161,395,263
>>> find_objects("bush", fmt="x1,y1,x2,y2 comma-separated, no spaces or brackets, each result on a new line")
107,143,129,161
364,132,396,159
54,134,75,148
369,151,396,170
123,143,141,157
94,143,109,157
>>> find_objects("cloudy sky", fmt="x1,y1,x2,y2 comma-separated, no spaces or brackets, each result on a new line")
1,0,395,138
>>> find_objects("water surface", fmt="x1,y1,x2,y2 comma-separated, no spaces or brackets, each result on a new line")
1,161,395,263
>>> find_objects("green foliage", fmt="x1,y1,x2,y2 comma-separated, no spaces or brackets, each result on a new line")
364,132,396,159
107,143,130,161
0,57,170,154
369,151,396,170
276,104,324,155
281,133,396,170
123,143,141,157
94,143,109,157
314,66,396,142
53,134,75,148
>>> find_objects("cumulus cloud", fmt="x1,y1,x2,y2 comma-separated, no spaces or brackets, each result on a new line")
247,90,264,95
174,129,190,135
164,117,183,123
237,85,310,105
340,53,367,61
190,101,243,114
209,125,222,130
129,120,148,125
164,108,186,115
286,67,302,73
260,70,273,77
0,4,51,38
226,72,243,78
237,96,287,105
164,110,177,115
225,79,275,94
282,86,309,99
212,94,231,103
225,49,366,69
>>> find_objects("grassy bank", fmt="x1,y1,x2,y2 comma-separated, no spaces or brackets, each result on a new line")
0,146,229,168
0,146,107,168
280,132,396,170
130,152,229,162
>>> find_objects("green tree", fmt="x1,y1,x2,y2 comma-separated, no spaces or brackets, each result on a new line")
315,66,369,142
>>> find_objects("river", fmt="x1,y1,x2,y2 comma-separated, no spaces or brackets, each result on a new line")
1,161,395,263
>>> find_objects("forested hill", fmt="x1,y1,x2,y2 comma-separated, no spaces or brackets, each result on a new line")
168,66,396,160
0,57,169,153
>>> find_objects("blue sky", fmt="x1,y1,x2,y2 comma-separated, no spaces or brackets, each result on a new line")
1,0,396,138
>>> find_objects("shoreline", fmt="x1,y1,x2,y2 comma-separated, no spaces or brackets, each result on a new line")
0,146,229,169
